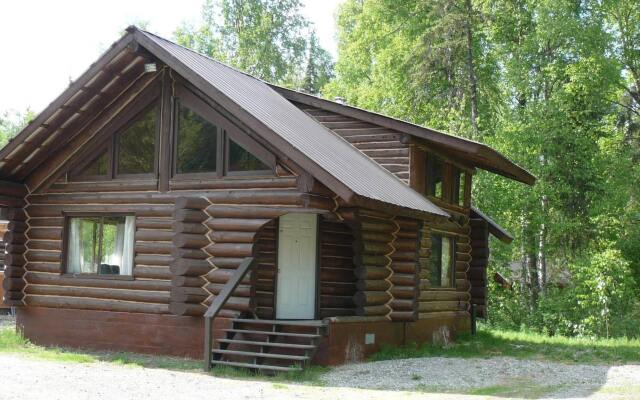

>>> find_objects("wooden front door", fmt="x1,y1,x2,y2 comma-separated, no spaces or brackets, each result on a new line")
276,213,318,320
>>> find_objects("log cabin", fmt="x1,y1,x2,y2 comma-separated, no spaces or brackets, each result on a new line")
0,27,534,372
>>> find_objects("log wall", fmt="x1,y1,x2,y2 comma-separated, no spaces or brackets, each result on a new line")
1,208,28,306
417,210,472,321
469,217,489,318
295,104,410,183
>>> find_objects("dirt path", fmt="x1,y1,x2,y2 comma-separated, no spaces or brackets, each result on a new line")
0,353,638,400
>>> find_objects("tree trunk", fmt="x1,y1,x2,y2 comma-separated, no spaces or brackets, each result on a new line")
464,0,480,138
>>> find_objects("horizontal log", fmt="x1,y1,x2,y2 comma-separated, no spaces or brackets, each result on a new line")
25,284,169,304
135,241,173,255
390,286,416,299
205,205,299,219
359,254,390,267
420,291,469,302
389,310,417,322
354,266,391,280
26,262,60,273
353,291,391,306
172,233,209,249
319,283,357,296
206,283,252,298
205,218,270,232
169,287,209,303
0,180,27,197
355,279,391,292
355,304,391,317
26,295,168,314
389,273,417,287
172,248,210,260
170,177,299,191
203,295,253,312
173,209,208,223
205,190,306,206
361,231,394,243
318,307,357,318
28,240,61,251
208,230,257,244
418,300,466,313
133,266,172,280
27,192,180,205
136,229,173,242
392,250,417,262
25,204,173,218
3,290,25,300
169,302,206,316
210,257,245,269
359,241,393,255
2,266,26,278
175,196,210,210
389,261,417,274
172,221,208,235
48,181,158,193
170,258,211,276
395,239,418,252
320,268,357,282
25,272,171,291
28,228,62,241
7,208,27,221
206,243,253,258
390,298,416,311
25,251,61,263
136,218,173,230
320,295,354,309
205,268,252,285
171,276,206,288
135,254,172,266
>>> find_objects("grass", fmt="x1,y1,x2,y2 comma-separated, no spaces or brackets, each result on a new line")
371,326,640,365
0,326,327,383
465,380,567,399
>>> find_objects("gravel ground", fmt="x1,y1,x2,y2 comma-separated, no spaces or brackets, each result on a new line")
1,314,638,399
0,353,637,400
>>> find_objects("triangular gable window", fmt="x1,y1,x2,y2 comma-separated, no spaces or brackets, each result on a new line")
116,108,157,176
227,138,269,173
71,150,109,179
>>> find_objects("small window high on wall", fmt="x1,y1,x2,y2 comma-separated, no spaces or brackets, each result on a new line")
429,233,455,288
426,155,444,198
65,215,135,277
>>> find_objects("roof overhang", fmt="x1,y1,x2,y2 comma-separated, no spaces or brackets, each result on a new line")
471,206,513,244
270,86,536,186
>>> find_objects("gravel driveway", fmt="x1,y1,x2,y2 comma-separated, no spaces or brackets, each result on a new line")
0,352,638,400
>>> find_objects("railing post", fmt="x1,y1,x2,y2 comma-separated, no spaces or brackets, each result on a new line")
204,316,212,371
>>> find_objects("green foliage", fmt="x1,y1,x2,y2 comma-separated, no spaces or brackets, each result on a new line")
174,0,332,89
331,0,640,339
0,109,33,148
371,326,640,364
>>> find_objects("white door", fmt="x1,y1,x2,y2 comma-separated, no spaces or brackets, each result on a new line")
276,213,318,319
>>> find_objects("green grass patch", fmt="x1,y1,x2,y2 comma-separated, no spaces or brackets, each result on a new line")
371,326,640,364
466,381,565,398
0,326,327,383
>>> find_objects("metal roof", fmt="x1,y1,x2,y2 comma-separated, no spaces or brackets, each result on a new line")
132,28,448,218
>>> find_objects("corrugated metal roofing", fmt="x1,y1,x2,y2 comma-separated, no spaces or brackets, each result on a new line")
134,29,448,218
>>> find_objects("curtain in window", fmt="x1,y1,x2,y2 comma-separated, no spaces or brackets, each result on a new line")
121,216,135,275
67,218,85,274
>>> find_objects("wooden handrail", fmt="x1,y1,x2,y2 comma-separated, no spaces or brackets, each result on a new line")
203,256,256,371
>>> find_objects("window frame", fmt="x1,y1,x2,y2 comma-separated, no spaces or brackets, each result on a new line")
61,212,135,281
424,152,473,209
171,86,276,181
67,101,161,183
428,231,456,289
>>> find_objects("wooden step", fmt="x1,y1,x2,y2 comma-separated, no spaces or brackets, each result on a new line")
223,329,321,339
212,349,309,361
211,360,302,372
232,318,326,327
217,338,316,349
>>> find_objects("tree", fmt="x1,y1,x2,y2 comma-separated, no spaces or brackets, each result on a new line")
174,0,328,87
301,31,334,95
0,109,33,148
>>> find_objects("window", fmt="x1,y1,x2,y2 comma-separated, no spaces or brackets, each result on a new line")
173,98,273,177
65,215,135,276
429,233,454,288
69,105,158,181
426,155,444,198
453,168,466,207
116,108,157,175
176,103,219,174
227,137,270,173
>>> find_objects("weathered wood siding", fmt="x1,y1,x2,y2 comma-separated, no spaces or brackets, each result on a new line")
295,103,410,183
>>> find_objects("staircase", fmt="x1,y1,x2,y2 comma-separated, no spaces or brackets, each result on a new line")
209,318,327,373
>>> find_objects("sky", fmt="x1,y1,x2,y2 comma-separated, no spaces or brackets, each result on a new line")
0,0,342,114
